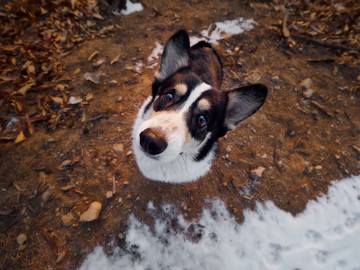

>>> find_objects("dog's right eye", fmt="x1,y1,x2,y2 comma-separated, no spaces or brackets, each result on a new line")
161,93,173,103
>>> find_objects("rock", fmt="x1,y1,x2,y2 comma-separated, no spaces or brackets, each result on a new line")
17,233,27,251
41,188,52,202
17,233,27,245
250,166,265,180
303,88,314,98
271,75,279,83
298,78,312,90
113,143,124,155
106,191,113,199
80,202,102,222
61,213,75,227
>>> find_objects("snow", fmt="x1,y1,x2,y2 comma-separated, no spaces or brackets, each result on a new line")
148,17,256,69
147,42,164,68
81,176,360,270
120,0,143,16
200,17,257,45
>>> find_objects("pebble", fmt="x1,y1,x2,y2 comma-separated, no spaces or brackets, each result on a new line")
315,165,323,171
271,75,279,83
17,233,27,246
106,191,113,199
303,88,314,98
113,143,124,155
80,201,102,222
251,166,265,179
298,78,312,90
61,213,75,227
41,188,52,202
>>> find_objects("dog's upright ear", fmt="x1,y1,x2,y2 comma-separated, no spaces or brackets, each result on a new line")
224,83,267,131
152,30,191,96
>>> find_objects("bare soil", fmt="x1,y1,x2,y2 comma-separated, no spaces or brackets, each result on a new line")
1,1,359,269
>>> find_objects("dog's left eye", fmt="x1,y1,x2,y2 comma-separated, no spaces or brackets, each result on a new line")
196,115,208,127
161,93,173,103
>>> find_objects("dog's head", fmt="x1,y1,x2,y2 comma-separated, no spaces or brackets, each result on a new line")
133,30,267,183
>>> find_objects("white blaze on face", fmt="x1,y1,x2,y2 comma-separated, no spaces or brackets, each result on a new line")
134,83,212,163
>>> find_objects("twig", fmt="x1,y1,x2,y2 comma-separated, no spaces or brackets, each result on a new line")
282,10,290,38
86,114,109,123
291,33,360,52
310,100,334,117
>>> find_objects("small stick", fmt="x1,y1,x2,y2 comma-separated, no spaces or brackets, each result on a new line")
310,100,334,117
282,10,290,38
291,33,360,52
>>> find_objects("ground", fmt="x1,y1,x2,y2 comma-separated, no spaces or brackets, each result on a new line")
0,0,359,269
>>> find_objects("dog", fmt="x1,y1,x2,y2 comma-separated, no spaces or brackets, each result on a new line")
132,30,267,183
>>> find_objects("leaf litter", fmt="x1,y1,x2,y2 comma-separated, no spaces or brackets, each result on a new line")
0,0,116,143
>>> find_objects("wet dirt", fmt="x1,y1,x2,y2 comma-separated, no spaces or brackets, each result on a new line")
1,1,359,269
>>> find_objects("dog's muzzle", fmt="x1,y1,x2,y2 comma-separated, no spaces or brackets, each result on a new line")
139,128,167,156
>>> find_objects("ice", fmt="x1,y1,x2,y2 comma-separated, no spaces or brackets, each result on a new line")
81,176,360,270
120,0,143,16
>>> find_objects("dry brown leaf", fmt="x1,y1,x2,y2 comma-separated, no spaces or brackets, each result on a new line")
70,156,81,165
51,96,64,105
73,68,81,75
110,53,121,65
14,131,26,143
18,82,35,96
93,13,104,20
27,122,35,134
88,51,99,61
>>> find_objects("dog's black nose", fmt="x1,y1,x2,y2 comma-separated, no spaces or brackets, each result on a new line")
139,128,167,156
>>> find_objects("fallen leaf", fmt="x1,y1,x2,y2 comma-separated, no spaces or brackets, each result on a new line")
27,122,35,134
110,53,121,65
18,82,35,96
93,58,106,68
50,96,64,105
93,13,104,20
14,131,26,143
70,155,81,165
84,72,102,84
88,51,99,62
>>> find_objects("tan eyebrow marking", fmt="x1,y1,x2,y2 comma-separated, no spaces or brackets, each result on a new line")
198,98,211,110
175,84,187,95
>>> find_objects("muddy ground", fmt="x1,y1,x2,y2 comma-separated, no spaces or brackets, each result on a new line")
1,0,360,269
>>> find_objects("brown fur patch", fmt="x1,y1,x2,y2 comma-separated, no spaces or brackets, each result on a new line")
198,98,211,110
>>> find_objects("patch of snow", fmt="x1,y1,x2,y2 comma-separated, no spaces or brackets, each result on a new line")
69,96,83,104
120,0,143,16
148,17,256,69
81,176,360,270
201,18,256,45
147,42,164,69
135,61,143,73
6,118,20,128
